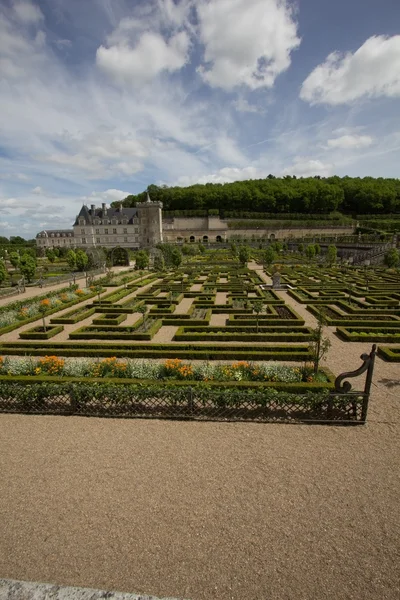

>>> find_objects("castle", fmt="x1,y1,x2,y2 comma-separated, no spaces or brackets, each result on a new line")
36,194,355,250
36,194,163,251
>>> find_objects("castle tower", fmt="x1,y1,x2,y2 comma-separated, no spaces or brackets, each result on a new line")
136,193,163,247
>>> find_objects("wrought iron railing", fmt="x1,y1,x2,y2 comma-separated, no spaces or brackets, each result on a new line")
0,346,377,424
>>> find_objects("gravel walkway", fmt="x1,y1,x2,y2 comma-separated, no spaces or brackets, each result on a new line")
0,262,399,599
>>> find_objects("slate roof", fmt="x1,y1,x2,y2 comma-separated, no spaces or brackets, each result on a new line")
73,205,138,226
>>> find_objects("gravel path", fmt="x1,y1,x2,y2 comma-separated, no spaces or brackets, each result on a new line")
1,262,399,599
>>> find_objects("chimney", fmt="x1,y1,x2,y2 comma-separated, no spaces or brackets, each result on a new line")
90,204,95,215
102,202,107,215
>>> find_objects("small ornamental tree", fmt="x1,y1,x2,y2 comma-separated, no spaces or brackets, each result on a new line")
171,247,183,267
19,255,36,282
305,244,316,260
0,259,7,284
153,253,165,272
238,245,250,266
9,252,20,269
297,243,304,255
75,249,89,271
264,246,277,267
384,248,399,268
326,245,337,266
38,298,50,332
314,243,321,255
46,249,56,263
309,311,331,374
121,276,130,289
138,304,148,325
230,241,238,257
66,250,76,270
135,250,149,270
252,299,265,333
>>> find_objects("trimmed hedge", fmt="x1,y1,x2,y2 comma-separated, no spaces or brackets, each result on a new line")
69,319,163,341
19,325,64,340
336,326,400,342
0,372,335,392
92,313,127,325
50,307,96,324
0,341,313,361
377,346,400,362
174,325,313,342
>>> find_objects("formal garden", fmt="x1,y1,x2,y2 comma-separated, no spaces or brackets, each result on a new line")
0,246,398,423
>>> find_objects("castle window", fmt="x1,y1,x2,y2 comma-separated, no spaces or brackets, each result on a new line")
96,229,100,235
113,228,117,234
82,238,86,244
124,237,128,243
104,229,109,235
81,229,85,234
96,238,100,244
123,228,127,234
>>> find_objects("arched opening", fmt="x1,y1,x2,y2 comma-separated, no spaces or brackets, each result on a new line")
189,236,195,243
109,246,129,266
177,237,183,244
202,235,209,243
216,235,222,243
269,233,276,241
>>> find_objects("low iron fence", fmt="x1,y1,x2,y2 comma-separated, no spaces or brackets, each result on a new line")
0,346,376,424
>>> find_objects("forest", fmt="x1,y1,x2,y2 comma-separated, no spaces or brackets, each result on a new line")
117,176,400,216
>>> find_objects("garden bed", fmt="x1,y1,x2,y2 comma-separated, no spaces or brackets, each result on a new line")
19,325,64,340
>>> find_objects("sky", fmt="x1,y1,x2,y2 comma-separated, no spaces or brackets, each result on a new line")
0,0,400,239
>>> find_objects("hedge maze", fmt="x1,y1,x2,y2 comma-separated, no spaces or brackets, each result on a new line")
280,264,400,353
0,252,398,422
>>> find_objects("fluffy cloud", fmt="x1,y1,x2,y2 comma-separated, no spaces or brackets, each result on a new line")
97,31,191,85
281,158,333,178
12,0,43,24
300,35,400,105
80,189,131,204
197,0,300,90
327,135,373,149
0,221,16,230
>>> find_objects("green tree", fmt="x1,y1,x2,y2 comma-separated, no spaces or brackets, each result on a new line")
230,241,238,257
171,247,182,267
238,246,250,266
384,248,400,268
297,243,304,254
135,250,149,270
0,260,7,284
264,246,277,266
305,244,316,260
309,311,331,374
9,252,20,269
252,300,265,333
19,255,36,282
326,245,337,266
75,249,89,271
314,243,321,255
66,250,76,270
153,253,165,272
138,304,148,325
46,249,56,263
198,243,206,254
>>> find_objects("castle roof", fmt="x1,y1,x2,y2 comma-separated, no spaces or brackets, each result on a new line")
73,205,138,226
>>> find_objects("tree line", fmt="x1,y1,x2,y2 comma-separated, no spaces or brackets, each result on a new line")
116,176,400,215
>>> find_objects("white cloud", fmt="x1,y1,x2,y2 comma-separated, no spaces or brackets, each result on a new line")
80,189,131,204
97,31,190,86
233,98,263,114
0,221,16,230
197,0,300,90
12,0,44,24
327,134,373,149
300,35,400,105
173,166,268,186
281,158,333,178
32,185,43,194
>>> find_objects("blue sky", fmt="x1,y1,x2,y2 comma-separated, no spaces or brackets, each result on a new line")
1,0,400,238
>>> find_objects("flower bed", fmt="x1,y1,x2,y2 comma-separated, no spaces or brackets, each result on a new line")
0,356,334,386
0,287,96,334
